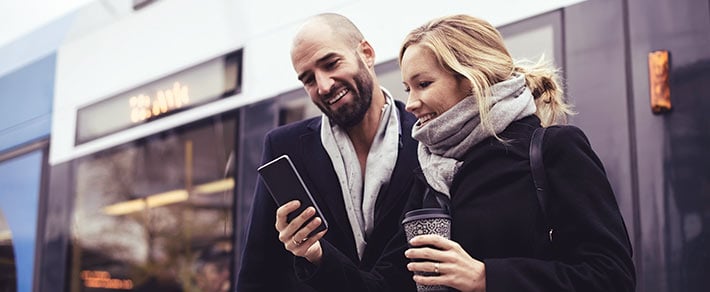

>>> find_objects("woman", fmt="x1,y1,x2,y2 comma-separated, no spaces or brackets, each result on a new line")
399,14,635,291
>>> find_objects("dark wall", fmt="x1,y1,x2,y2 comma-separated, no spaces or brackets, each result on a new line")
626,0,710,291
564,0,710,291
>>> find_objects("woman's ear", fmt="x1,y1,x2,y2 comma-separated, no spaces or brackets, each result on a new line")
457,75,474,96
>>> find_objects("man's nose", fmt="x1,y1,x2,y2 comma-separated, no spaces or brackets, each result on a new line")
315,72,334,96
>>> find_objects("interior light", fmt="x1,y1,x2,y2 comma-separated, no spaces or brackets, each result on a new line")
102,178,234,216
193,178,234,195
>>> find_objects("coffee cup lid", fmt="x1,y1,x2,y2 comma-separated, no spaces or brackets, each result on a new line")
401,208,451,225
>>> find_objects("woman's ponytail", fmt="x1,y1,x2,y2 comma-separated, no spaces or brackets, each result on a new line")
514,58,574,126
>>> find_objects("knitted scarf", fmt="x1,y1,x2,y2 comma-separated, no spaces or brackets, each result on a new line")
412,73,536,197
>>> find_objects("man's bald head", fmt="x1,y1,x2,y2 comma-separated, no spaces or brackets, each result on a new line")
292,13,365,51
289,13,380,129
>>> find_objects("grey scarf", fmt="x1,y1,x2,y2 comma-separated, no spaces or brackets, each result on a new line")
320,89,400,258
412,73,536,197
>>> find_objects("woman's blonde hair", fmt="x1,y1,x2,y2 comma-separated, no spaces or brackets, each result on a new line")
398,14,573,133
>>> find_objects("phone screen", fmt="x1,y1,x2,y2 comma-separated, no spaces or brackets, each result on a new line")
257,155,328,236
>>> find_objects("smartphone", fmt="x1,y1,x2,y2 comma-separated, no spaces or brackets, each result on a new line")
257,155,328,237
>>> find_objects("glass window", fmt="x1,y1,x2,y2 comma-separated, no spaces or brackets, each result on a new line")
0,209,17,291
499,10,565,71
69,113,237,292
0,148,45,292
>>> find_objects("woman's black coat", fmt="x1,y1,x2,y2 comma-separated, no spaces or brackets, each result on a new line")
408,115,635,291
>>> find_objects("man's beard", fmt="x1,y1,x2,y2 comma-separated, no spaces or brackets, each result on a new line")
317,61,374,128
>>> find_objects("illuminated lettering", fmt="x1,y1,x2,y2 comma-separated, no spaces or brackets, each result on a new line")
81,270,134,290
129,81,190,123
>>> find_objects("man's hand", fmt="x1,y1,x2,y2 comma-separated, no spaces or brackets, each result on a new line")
275,200,327,265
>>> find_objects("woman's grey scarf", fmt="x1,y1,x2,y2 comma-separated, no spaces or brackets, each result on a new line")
412,73,536,197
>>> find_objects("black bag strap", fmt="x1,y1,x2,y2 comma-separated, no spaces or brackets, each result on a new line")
530,127,553,242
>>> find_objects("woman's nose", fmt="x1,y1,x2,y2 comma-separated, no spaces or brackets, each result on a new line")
405,95,420,113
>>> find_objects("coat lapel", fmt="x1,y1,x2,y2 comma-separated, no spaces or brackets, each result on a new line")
373,102,419,222
298,118,357,254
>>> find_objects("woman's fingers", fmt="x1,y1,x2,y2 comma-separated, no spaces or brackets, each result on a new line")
404,235,486,292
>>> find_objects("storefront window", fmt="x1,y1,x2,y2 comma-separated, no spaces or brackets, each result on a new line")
70,113,237,292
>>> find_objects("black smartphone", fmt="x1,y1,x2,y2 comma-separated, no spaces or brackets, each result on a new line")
257,155,328,237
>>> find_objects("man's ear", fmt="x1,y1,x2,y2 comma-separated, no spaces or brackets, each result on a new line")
358,40,376,68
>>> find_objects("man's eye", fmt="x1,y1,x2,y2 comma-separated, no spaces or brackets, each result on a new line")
326,60,339,69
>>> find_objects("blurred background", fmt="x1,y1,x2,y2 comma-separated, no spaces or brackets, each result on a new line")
0,0,708,291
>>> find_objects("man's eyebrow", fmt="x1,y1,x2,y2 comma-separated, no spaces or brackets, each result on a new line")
315,53,340,66
297,53,341,82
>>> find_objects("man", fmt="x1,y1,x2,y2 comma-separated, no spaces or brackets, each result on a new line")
236,13,417,291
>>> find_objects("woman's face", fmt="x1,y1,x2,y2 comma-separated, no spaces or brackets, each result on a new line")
401,44,471,127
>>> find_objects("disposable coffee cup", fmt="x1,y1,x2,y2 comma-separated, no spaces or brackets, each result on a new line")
402,208,452,292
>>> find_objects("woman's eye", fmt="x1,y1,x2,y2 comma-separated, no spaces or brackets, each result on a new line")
403,87,411,93
419,81,432,88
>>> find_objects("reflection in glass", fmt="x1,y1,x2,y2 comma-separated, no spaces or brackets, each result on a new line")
70,114,236,292
0,209,17,291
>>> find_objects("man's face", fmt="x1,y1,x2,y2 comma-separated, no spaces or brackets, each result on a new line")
291,28,374,128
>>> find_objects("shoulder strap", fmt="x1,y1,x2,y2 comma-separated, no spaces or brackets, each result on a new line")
530,127,553,242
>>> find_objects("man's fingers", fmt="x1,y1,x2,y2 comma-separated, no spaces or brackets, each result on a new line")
276,201,300,226
276,203,317,244
291,217,322,245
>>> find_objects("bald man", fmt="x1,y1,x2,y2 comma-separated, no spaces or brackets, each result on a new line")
237,13,418,291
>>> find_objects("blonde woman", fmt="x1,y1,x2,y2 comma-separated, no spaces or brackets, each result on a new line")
399,14,635,291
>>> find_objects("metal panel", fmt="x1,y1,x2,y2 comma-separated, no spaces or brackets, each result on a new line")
0,54,55,153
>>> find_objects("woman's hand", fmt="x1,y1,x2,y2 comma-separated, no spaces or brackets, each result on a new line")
275,200,327,265
405,234,486,292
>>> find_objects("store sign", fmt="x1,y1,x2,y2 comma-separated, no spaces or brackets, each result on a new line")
75,50,242,145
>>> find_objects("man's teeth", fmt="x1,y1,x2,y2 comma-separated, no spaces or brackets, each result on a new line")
327,89,349,105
